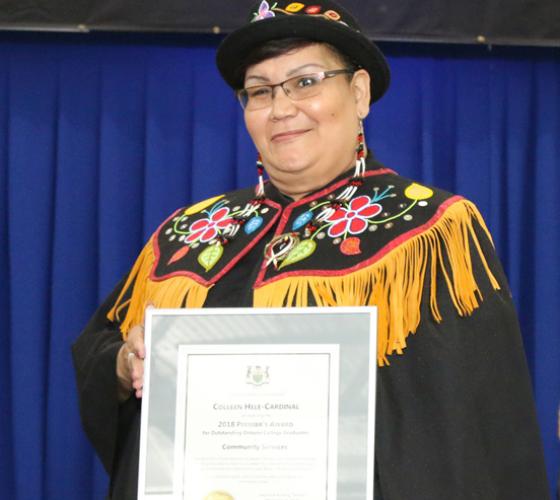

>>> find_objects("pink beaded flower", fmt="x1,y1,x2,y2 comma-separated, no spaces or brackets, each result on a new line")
327,195,382,238
185,206,233,243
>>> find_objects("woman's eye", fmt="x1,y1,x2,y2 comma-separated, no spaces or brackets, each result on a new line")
296,76,320,88
248,87,272,98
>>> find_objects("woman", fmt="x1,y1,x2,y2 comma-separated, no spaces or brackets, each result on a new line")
72,1,550,498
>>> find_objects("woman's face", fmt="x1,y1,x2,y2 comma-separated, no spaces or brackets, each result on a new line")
243,43,371,199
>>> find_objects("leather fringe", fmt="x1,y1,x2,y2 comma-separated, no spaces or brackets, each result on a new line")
107,238,209,338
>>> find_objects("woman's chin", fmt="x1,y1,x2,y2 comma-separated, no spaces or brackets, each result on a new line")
267,159,314,178
265,148,316,173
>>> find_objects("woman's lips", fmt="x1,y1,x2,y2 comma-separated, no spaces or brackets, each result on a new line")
271,129,310,142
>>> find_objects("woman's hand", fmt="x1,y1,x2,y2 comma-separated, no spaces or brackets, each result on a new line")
116,323,146,401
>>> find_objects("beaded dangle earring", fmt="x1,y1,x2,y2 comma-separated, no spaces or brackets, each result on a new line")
337,120,366,200
255,153,266,199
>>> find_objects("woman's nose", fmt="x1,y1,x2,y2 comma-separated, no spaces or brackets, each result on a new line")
269,85,297,119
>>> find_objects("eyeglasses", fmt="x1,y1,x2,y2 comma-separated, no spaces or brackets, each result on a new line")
237,68,355,110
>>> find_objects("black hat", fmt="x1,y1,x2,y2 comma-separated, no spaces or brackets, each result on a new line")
216,0,390,103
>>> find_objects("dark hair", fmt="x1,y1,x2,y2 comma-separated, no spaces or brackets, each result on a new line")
235,37,359,89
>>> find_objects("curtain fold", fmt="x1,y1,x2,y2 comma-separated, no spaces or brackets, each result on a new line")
0,33,558,499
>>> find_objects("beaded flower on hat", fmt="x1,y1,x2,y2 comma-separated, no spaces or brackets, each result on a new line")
251,1,348,26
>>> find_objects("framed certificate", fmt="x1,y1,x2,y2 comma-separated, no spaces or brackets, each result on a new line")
138,307,376,500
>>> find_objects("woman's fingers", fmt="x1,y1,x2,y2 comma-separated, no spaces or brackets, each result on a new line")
129,352,144,398
116,344,136,401
126,345,144,399
128,353,143,385
124,303,154,398
127,324,145,359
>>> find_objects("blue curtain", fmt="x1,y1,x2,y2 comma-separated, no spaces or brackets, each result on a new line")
0,32,558,499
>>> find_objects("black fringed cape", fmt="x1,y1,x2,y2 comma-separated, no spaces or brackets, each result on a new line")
72,160,549,499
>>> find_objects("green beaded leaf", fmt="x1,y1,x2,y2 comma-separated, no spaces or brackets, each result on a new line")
279,239,317,269
197,243,223,272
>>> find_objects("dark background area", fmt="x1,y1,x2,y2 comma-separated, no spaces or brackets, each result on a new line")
0,0,559,46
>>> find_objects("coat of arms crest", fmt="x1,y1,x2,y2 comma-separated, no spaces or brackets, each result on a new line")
246,365,270,386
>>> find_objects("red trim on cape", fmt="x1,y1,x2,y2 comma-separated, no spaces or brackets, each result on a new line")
253,195,465,288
